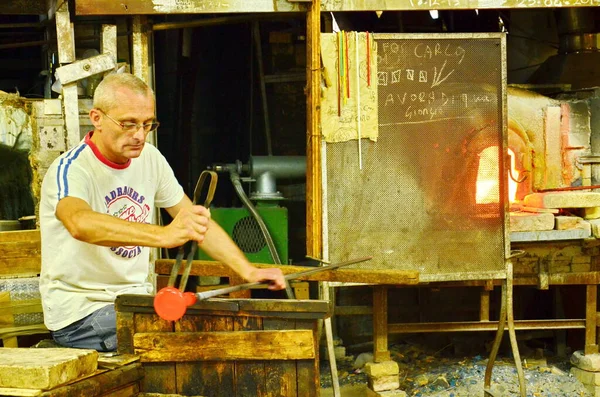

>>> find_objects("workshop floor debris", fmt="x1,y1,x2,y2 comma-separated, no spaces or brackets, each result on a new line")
320,337,592,396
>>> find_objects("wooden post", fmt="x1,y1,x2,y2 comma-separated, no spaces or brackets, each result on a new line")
132,16,150,85
480,289,490,322
373,286,390,362
585,284,598,355
55,0,80,149
101,24,118,65
306,0,321,259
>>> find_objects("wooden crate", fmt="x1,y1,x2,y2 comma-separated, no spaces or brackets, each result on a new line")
115,294,330,397
0,230,47,347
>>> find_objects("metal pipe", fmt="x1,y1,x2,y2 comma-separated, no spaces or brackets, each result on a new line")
249,155,306,199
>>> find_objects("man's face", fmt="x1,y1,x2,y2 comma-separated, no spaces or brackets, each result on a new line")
91,87,156,164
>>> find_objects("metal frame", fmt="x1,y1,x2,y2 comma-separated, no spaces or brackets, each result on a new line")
321,32,526,396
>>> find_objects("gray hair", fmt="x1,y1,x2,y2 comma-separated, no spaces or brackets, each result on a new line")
93,73,154,111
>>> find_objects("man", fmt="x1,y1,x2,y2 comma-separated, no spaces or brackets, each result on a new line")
39,73,285,351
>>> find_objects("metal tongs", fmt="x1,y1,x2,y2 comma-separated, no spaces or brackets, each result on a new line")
166,170,218,292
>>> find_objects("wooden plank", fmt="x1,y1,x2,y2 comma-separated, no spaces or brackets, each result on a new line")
116,311,134,355
133,313,176,394
0,299,43,316
0,257,41,278
55,2,75,64
62,83,80,149
98,382,139,397
0,324,48,340
75,0,599,14
38,363,143,397
175,313,234,396
76,0,306,14
154,260,419,284
0,230,40,243
101,25,118,64
234,316,266,396
134,330,315,361
295,319,319,397
55,54,116,85
306,0,321,259
116,294,240,314
0,241,41,259
585,284,598,355
0,387,42,396
263,318,298,397
320,0,600,10
237,298,329,316
132,16,150,84
0,291,18,347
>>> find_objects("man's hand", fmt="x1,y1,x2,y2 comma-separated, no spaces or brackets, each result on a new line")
246,267,286,290
163,205,211,248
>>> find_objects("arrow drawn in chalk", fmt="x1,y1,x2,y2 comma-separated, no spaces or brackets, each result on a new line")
431,60,455,88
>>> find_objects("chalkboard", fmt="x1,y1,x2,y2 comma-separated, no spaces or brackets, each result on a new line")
377,34,503,127
324,33,508,281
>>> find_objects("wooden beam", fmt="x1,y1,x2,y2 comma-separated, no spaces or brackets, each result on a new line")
101,24,118,64
585,284,599,355
76,0,306,15
73,0,599,14
62,83,80,149
131,16,150,84
134,330,315,361
320,0,599,10
373,286,390,362
55,54,116,85
154,259,419,284
306,0,321,259
55,1,75,64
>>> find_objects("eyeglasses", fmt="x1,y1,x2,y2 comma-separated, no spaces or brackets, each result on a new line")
98,109,160,134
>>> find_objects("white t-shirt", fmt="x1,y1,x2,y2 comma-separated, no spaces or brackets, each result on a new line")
39,132,184,331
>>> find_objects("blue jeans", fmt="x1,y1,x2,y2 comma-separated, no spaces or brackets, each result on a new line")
51,305,117,352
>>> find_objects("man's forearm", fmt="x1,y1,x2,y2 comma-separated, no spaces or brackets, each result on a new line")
66,209,167,248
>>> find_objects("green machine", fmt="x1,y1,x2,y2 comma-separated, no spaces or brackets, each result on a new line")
196,156,305,265
196,202,288,264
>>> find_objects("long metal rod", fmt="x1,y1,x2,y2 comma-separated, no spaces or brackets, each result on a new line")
484,279,507,396
195,256,372,300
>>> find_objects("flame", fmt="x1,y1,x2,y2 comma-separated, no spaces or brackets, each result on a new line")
475,147,518,204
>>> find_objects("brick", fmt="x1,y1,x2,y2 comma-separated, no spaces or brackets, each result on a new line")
524,192,600,209
555,216,582,230
368,375,400,392
510,212,554,232
585,208,600,220
0,348,98,390
365,361,400,377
